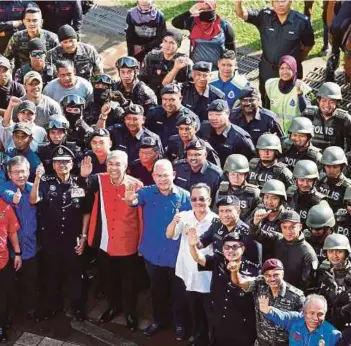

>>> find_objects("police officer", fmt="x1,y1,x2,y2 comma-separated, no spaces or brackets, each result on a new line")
317,233,351,331
166,114,220,167
0,1,26,53
316,146,351,212
304,201,336,264
198,99,256,167
46,24,103,82
281,117,322,172
60,94,93,150
173,139,222,201
254,208,318,291
302,82,351,152
101,103,163,165
248,133,294,189
37,116,82,175
85,74,124,126
215,154,260,222
181,61,225,122
234,0,314,105
146,83,200,147
139,28,191,100
230,86,284,145
113,56,157,114
189,232,257,345
287,160,326,226
29,145,92,320
4,4,59,71
128,137,161,186
199,195,260,273
14,38,56,87
335,186,351,240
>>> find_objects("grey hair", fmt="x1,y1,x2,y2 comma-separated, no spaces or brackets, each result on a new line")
106,150,128,166
190,183,211,196
154,159,173,172
303,294,328,313
7,155,30,173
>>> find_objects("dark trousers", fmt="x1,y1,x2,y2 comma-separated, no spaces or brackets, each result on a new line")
42,250,84,312
187,291,211,346
0,263,12,326
11,256,38,313
144,260,186,327
98,250,138,316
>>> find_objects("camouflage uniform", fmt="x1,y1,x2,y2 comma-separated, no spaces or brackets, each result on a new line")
46,43,102,82
4,29,59,70
14,62,56,87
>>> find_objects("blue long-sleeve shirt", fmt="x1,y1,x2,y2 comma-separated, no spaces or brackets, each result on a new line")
0,181,37,260
265,307,341,345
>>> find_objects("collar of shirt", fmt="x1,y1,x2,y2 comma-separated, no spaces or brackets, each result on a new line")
273,8,295,24
153,184,180,196
199,160,210,174
134,128,144,140
238,108,261,121
221,123,232,138
191,83,209,98
4,180,32,194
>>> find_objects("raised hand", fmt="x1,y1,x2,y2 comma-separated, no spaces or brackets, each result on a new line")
188,228,199,246
125,183,138,205
9,96,22,108
227,260,241,273
80,156,93,178
101,102,112,116
253,208,272,226
13,188,22,204
35,164,45,179
258,296,270,314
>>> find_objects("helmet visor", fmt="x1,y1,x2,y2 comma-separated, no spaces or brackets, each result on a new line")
116,57,139,69
91,74,112,85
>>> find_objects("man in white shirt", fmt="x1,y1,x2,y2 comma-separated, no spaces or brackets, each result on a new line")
166,182,218,346
0,97,46,152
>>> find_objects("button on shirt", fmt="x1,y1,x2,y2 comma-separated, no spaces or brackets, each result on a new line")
0,181,37,260
173,209,218,293
136,184,191,267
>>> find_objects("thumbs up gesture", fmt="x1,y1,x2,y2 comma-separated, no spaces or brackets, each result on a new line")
13,188,22,204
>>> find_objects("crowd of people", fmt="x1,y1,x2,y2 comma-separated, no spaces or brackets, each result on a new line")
1,0,351,345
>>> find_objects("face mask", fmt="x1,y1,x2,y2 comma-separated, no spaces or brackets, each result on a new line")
199,10,216,23
94,89,110,105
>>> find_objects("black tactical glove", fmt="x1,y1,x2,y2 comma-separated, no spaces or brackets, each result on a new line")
110,90,128,106
0,21,13,32
75,118,93,135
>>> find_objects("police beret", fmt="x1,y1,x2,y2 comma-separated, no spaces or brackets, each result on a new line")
89,128,110,141
262,258,284,273
216,195,240,208
176,115,197,127
139,136,158,149
160,83,181,96
18,100,36,114
280,210,301,223
124,103,144,116
52,145,75,161
238,87,259,100
13,122,32,136
186,139,206,151
193,61,212,72
222,232,245,245
207,99,229,112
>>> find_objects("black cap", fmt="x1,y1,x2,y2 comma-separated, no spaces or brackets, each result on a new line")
186,139,206,151
160,83,181,96
222,232,245,245
238,86,259,100
139,137,158,149
52,145,75,161
208,99,229,112
24,2,40,14
28,38,46,53
216,195,240,208
176,114,197,127
280,210,301,223
58,24,77,42
13,123,32,136
18,100,36,114
89,128,110,141
124,103,144,116
193,61,212,72
163,28,183,47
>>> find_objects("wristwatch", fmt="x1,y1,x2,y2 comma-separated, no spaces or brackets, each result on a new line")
15,251,22,256
99,114,108,121
81,234,88,239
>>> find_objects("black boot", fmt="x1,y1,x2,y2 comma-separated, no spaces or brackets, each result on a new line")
0,327,7,343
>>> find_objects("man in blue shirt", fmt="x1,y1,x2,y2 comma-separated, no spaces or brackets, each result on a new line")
210,50,250,109
0,155,38,319
125,159,191,340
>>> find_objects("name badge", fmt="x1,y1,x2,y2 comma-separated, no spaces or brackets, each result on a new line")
71,188,85,198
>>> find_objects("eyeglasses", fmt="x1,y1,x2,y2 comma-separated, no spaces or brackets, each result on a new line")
190,197,208,202
223,244,242,251
91,74,112,85
30,51,45,58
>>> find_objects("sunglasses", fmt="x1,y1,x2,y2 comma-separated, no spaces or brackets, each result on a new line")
30,51,45,58
191,197,208,202
223,244,242,251
91,74,112,85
